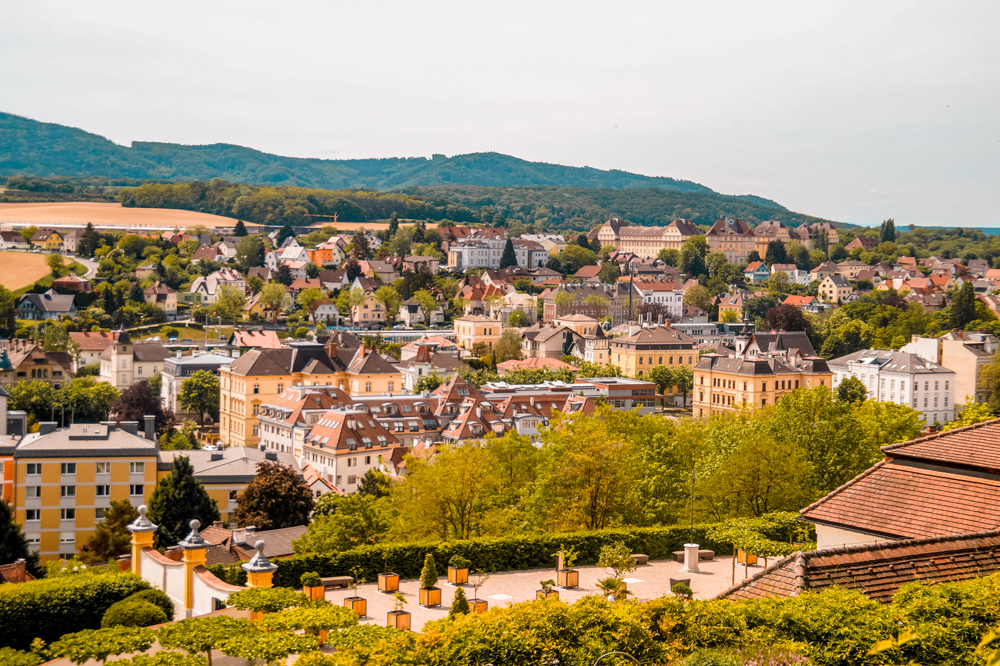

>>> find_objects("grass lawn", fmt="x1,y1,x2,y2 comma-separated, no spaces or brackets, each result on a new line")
11,259,88,297
142,325,235,342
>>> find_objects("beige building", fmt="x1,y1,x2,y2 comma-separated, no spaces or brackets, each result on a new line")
753,220,790,257
99,329,171,391
144,282,178,318
454,315,503,351
593,218,699,258
900,331,999,407
706,218,755,263
818,274,852,303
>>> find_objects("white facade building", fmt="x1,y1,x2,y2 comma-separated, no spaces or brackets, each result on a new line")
828,349,956,425
632,281,685,319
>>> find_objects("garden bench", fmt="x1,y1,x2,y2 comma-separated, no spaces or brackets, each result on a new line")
630,553,649,566
320,576,354,589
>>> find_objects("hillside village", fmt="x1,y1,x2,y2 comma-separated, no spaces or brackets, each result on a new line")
3,211,1000,665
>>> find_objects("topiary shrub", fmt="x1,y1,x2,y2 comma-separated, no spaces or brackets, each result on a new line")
300,572,323,588
101,600,169,628
448,587,470,618
672,583,694,600
420,553,438,589
449,555,471,569
123,589,174,621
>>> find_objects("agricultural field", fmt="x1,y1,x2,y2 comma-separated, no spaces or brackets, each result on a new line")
0,202,239,228
0,251,79,291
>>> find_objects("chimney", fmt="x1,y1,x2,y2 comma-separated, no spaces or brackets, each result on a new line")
121,421,139,436
144,415,155,442
38,422,58,435
210,453,223,461
658,314,664,326
265,451,277,461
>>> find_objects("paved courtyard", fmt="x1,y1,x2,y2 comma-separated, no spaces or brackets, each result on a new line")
324,554,768,631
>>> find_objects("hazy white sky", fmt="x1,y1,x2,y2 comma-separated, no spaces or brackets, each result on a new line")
1,1,997,226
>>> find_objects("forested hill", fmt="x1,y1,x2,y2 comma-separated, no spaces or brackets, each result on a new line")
3,111,732,196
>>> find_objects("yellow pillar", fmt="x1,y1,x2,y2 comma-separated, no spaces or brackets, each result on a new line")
126,505,158,579
177,519,210,619
242,539,278,621
245,569,274,589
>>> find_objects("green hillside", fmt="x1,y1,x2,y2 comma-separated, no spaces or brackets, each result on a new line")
1,111,714,193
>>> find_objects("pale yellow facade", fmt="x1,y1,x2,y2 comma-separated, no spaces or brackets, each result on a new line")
455,316,503,351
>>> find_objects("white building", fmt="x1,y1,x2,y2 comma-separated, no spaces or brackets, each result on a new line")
160,351,236,416
828,349,956,425
631,281,685,319
770,263,812,286
186,268,247,305
99,329,171,391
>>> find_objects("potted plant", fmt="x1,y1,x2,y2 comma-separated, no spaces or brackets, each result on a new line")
418,553,442,608
387,592,410,630
737,549,759,567
447,554,471,585
300,571,325,602
468,569,490,614
378,552,399,593
554,544,579,590
535,579,559,601
343,566,367,617
596,576,631,601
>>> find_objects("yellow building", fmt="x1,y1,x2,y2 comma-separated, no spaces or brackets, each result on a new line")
753,220,790,257
716,292,750,321
219,336,402,448
706,218,755,263
12,420,158,561
819,274,852,303
30,229,64,251
454,315,503,351
692,351,832,418
609,325,697,403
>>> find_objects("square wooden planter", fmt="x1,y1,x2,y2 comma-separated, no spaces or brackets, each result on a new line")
535,590,560,600
303,584,326,601
344,596,367,617
737,550,759,566
557,569,579,589
470,598,489,614
387,610,411,630
447,566,469,585
378,572,400,593
419,586,442,607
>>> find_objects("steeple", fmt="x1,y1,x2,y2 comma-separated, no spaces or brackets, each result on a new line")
116,324,131,345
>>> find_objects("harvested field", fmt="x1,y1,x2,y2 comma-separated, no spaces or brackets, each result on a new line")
0,251,70,291
0,202,239,229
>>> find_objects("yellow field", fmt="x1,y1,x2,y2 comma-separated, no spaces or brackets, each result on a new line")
0,202,239,228
0,251,68,291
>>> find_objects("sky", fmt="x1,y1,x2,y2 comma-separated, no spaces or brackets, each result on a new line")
1,1,997,227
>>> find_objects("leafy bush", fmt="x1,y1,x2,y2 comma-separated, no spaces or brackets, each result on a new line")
0,572,151,649
123,588,174,621
101,600,168,628
672,583,694,600
205,563,248,587
681,649,740,666
420,553,438,589
300,571,323,588
449,555,471,569
0,647,43,666
227,587,307,613
449,587,470,617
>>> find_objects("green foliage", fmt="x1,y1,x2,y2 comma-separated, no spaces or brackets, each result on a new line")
449,555,472,569
680,649,740,666
449,587,471,617
50,626,156,665
943,401,994,431
218,630,318,666
835,375,868,403
233,460,315,530
0,647,44,666
300,571,323,588
0,498,40,577
109,653,209,666
260,604,358,634
147,455,220,547
226,586,308,614
0,571,151,649
672,582,694,599
420,553,439,589
156,615,255,662
100,600,168,628
86,499,138,562
124,589,175,621
499,238,518,269
596,542,638,579
293,493,391,553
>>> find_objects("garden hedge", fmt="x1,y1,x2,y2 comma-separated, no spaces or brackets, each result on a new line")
0,572,151,650
264,523,775,588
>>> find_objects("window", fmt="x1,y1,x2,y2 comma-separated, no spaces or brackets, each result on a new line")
638,356,643,365
61,463,76,474
388,381,394,393
130,462,144,474
60,508,76,520
364,455,371,464
365,382,372,392
61,486,75,497
26,486,41,499
253,404,259,416
96,508,106,521
26,463,41,475
138,366,143,375
253,384,260,394
762,383,767,391
130,484,143,496
26,509,40,521
229,490,238,500
945,381,949,390
96,462,110,474
60,532,75,544
935,381,939,391
253,425,259,436
277,384,284,392
96,485,110,496
27,537,40,545
347,475,357,485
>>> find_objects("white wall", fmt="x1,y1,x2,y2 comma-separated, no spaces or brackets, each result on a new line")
140,548,185,609
816,524,894,550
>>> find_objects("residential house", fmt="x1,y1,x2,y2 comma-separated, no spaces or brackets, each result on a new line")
288,277,322,297
16,289,77,321
630,281,685,318
243,293,279,322
217,237,240,261
247,267,272,282
782,295,817,310
819,274,852,303
609,325,697,403
512,239,549,268
828,349,956,425
308,298,339,324
743,262,771,284
519,322,578,359
161,351,236,415
400,335,460,361
573,265,602,282
186,268,246,305
900,331,999,407
191,244,227,264
307,239,347,267
454,315,503,351
446,228,508,270
809,262,842,282
257,386,345,455
717,292,749,321
520,233,569,256
68,331,117,372
770,263,811,286
51,274,92,292
227,330,282,350
395,343,465,392
0,231,30,250
705,218,755,263
799,419,1000,549
530,267,561,284
752,220,790,256
845,236,878,252
143,282,177,319
30,229,63,251
402,255,441,274
350,277,387,329
0,340,72,388
397,298,444,327
318,268,349,291
837,260,871,280
99,329,171,391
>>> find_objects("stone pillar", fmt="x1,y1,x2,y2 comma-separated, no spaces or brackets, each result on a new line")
178,519,209,618
682,543,700,574
242,541,278,621
125,505,158,578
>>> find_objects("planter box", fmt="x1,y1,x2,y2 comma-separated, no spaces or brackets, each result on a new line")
303,584,325,601
378,572,400,593
737,549,759,566
419,586,442,607
344,596,367,617
557,569,579,589
447,566,469,585
470,598,488,614
535,590,560,600
387,610,411,630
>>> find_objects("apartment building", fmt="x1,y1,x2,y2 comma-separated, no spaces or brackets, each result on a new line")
828,349,956,425
819,274,852,303
632,281,685,318
0,340,73,388
706,218,755,263
753,220,790,257
69,331,117,372
161,352,235,415
454,315,503,351
13,419,158,561
542,283,629,322
900,331,999,407
99,328,171,391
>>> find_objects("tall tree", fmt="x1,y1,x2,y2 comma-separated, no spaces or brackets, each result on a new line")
373,285,401,320
110,379,171,435
148,455,220,547
387,212,399,238
78,222,101,257
763,304,812,333
413,289,438,326
275,224,296,247
836,376,868,403
343,259,362,282
259,282,286,325
0,499,40,577
764,240,787,265
234,461,315,530
45,252,64,276
0,284,15,338
351,230,371,260
951,281,977,329
86,500,139,562
235,235,265,271
213,285,246,324
498,239,518,269
879,218,896,243
233,219,248,237
179,370,221,425
275,264,294,286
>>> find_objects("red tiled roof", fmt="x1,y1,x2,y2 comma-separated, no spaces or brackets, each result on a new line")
497,357,579,372
719,530,1000,604
782,295,815,306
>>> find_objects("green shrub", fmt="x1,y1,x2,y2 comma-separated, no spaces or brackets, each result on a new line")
449,555,471,569
101,600,168,628
449,587,470,618
227,587,307,613
206,563,248,586
0,647,43,666
123,589,174,621
681,649,740,666
300,571,323,588
0,572,151,650
420,553,438,589
672,583,694,600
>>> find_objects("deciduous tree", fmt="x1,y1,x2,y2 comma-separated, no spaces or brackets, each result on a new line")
179,370,220,425
110,379,171,435
234,461,315,530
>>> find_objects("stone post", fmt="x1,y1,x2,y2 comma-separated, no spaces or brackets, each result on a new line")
125,505,158,578
682,543,700,574
178,519,209,618
242,540,278,622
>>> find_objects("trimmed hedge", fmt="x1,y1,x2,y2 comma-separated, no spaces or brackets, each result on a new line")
123,589,174,622
101,600,168,628
267,523,756,588
0,572,151,650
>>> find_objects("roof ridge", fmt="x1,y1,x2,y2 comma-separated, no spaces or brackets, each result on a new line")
881,417,1000,453
798,458,889,516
